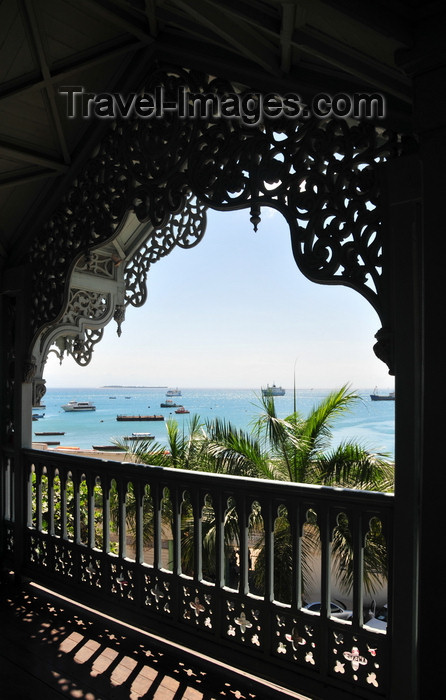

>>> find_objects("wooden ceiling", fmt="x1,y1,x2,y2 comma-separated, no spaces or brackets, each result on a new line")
0,0,437,265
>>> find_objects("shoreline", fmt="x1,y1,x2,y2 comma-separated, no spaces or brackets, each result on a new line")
32,443,138,462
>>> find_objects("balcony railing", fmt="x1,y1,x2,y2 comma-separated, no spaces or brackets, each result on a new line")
1,448,393,700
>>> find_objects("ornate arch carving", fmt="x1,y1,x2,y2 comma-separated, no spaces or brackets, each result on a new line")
29,191,207,398
27,64,413,382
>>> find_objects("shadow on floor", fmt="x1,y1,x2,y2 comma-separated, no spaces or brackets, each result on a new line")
0,575,307,700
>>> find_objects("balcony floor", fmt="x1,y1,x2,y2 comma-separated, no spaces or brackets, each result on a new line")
0,574,309,700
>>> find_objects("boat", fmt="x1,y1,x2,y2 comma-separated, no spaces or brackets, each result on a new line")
34,431,65,436
116,414,164,421
109,396,116,399
61,400,96,412
34,440,60,446
261,384,286,396
370,388,395,401
160,399,182,408
166,388,181,396
175,406,190,414
123,432,155,440
32,412,45,419
92,445,125,451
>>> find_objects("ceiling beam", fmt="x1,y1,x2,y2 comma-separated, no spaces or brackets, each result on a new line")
175,0,411,99
0,142,69,172
204,0,413,49
78,0,157,42
320,0,413,44
198,0,279,35
0,169,62,190
171,0,281,75
145,0,159,37
280,2,301,73
0,39,147,104
290,26,411,101
156,36,412,131
21,0,71,165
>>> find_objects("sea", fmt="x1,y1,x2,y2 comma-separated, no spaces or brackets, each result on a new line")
32,386,395,459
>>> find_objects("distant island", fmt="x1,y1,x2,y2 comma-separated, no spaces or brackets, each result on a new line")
101,385,168,388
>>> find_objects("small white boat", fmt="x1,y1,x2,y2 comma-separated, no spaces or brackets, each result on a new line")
124,432,155,440
166,388,181,396
61,400,96,412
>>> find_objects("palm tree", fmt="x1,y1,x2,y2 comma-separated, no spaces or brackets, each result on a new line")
113,415,266,584
201,385,393,599
111,415,211,571
203,385,393,489
112,413,206,469
113,386,393,599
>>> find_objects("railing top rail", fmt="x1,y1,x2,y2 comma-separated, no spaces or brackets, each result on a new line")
23,447,394,511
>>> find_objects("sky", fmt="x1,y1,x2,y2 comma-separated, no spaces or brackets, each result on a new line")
43,207,394,390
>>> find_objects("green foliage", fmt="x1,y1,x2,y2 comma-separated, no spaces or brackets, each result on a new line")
31,473,108,551
32,386,393,602
200,384,392,598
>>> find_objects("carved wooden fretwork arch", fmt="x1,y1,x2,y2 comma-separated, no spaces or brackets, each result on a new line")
26,64,413,399
29,192,207,405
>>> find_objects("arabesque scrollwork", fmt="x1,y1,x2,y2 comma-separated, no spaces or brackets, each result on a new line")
27,64,413,372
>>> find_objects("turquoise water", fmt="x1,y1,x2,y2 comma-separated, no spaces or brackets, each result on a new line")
32,386,395,458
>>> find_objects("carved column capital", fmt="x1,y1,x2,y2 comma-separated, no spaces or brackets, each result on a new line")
32,378,46,407
23,358,37,384
373,327,394,376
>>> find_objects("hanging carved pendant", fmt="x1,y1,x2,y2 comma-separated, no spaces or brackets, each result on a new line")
27,64,412,375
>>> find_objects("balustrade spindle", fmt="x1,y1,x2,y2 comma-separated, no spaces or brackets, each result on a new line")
171,486,180,575
60,473,68,540
26,466,33,528
352,508,365,628
263,497,274,603
194,490,202,582
2,457,10,519
215,489,224,589
239,496,249,596
19,449,393,700
73,477,81,545
35,467,42,532
118,481,126,558
87,475,95,550
153,483,162,570
134,481,144,565
318,505,331,679
102,477,110,554
48,469,55,537
292,503,302,609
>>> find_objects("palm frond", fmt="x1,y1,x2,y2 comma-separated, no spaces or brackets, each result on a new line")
111,436,171,466
301,384,360,454
114,385,394,602
204,417,273,478
331,512,388,595
314,441,394,491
